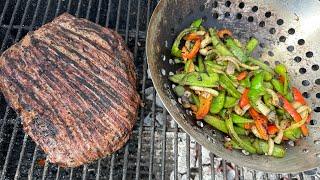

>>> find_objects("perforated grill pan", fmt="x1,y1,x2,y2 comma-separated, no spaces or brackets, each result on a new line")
146,0,320,173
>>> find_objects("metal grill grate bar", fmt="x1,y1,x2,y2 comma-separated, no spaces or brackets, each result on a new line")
148,90,156,180
69,168,74,180
82,164,88,180
14,134,28,180
186,135,191,179
109,153,115,180
0,107,10,146
41,158,49,180
0,0,22,52
115,0,122,32
0,120,19,180
14,0,33,42
75,0,83,17
95,159,101,180
197,143,203,180
134,0,147,179
0,0,10,25
222,160,227,180
210,153,215,180
161,110,168,180
28,146,38,179
85,0,93,19
121,1,133,179
105,0,112,27
54,0,62,17
173,122,178,180
54,166,60,180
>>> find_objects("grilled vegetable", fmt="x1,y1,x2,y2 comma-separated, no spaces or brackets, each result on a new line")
169,21,311,158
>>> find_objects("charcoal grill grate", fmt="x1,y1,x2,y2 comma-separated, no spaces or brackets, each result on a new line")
0,0,318,179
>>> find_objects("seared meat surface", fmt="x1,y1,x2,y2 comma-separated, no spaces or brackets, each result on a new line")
0,13,140,167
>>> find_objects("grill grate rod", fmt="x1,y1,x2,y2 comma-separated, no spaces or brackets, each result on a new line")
186,135,191,179
14,134,29,180
0,0,22,52
0,120,19,180
173,122,178,180
41,158,49,180
121,1,133,179
148,90,157,180
28,146,39,179
161,110,168,180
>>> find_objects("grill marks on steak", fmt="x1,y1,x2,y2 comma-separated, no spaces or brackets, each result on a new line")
0,13,140,167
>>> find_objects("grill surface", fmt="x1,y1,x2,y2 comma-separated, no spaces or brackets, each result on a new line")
0,0,319,179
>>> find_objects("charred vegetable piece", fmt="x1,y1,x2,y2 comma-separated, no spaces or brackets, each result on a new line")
210,90,226,114
173,85,185,97
204,115,247,135
275,64,289,95
284,128,302,141
198,55,205,72
279,95,309,136
248,58,275,75
246,37,259,55
252,139,286,158
169,72,219,87
225,38,248,62
224,96,238,108
220,74,241,98
191,18,203,28
232,114,254,124
209,28,233,56
196,94,213,119
226,117,256,154
271,79,284,94
171,27,198,57
292,87,306,105
248,72,266,111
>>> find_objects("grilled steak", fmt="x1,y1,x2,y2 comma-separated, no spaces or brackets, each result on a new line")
0,13,140,167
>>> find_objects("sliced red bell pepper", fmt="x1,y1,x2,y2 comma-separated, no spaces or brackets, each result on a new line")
237,71,248,81
292,87,306,105
239,88,250,108
278,94,309,136
249,108,268,140
184,33,201,41
185,39,201,60
196,93,213,120
279,75,285,84
181,46,188,61
267,124,279,135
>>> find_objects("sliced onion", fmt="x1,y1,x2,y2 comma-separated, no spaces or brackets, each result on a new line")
226,62,236,75
200,33,211,48
297,105,311,114
274,129,283,144
238,62,260,70
216,56,240,71
242,104,251,113
199,46,213,56
299,110,309,120
256,99,271,116
234,104,245,115
251,126,262,139
292,101,303,109
266,89,280,107
237,86,245,93
189,86,219,96
285,116,308,131
195,30,206,36
268,138,274,155
185,40,192,51
267,111,277,123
